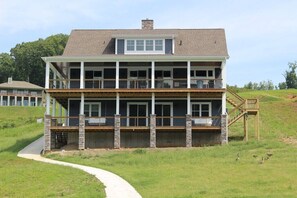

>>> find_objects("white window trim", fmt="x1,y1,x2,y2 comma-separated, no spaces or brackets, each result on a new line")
124,39,165,55
127,102,148,126
191,102,212,117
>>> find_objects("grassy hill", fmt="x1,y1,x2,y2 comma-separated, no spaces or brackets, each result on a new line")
1,90,296,197
46,89,297,197
0,106,105,197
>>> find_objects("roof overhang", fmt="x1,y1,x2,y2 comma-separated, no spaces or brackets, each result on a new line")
42,55,229,63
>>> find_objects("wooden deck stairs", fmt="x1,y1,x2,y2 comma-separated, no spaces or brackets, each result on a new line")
227,88,260,141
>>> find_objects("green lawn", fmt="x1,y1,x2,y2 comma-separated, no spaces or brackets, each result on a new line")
46,89,297,197
0,107,105,197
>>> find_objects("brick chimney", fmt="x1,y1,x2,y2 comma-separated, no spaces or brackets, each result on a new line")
142,19,154,30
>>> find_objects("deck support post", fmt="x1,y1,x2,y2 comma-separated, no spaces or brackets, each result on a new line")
14,96,17,106
244,114,248,141
21,96,24,106
114,114,121,149
7,96,10,106
221,114,228,144
0,95,3,106
44,114,51,152
186,114,192,147
255,112,260,140
78,114,85,150
150,114,156,148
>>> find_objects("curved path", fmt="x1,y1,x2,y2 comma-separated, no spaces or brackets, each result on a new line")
17,136,142,198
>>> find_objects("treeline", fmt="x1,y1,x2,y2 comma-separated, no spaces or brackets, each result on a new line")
0,34,68,86
242,62,297,90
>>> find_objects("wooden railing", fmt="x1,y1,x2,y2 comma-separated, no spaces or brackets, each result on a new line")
48,78,223,89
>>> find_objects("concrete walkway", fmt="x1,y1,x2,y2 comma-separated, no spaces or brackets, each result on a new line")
17,136,142,198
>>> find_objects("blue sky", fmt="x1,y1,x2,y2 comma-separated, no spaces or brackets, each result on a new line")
0,0,296,86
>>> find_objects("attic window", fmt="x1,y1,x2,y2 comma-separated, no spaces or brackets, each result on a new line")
124,39,165,54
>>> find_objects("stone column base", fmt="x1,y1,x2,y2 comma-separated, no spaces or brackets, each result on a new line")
78,114,85,150
186,114,192,147
114,114,121,149
221,114,228,144
150,114,156,148
44,114,51,152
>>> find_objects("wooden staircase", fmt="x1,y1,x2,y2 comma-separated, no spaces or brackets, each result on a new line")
227,88,260,140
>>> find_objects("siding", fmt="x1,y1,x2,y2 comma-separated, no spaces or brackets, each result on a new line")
165,39,173,54
117,39,124,54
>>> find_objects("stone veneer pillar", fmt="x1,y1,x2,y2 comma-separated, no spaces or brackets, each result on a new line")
150,114,156,148
44,114,51,152
78,114,85,150
114,114,121,149
221,114,228,144
186,114,192,147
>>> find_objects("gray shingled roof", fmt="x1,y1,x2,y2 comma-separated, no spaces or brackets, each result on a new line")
0,81,44,90
63,29,228,57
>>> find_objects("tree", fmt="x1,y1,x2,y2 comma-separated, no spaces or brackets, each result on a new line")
283,62,297,89
10,34,68,86
278,82,287,89
0,53,15,83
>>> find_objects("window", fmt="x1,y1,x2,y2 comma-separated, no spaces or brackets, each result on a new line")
192,103,211,117
125,39,165,54
127,40,135,51
136,40,144,51
191,69,214,79
196,71,207,77
145,40,153,51
155,40,163,51
84,103,101,117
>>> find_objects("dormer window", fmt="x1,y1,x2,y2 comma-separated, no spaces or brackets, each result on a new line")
124,39,165,54
116,37,173,55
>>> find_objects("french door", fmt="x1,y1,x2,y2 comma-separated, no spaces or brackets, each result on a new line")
127,103,148,126
156,103,172,126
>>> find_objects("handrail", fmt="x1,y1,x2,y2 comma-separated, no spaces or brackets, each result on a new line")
227,88,245,102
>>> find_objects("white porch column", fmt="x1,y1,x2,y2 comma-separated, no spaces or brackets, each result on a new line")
7,96,10,106
151,61,155,88
52,99,56,116
187,61,191,89
151,92,155,114
0,95,3,106
45,62,50,89
58,103,62,123
21,96,24,106
14,96,17,106
116,61,119,89
80,93,85,115
28,97,31,106
53,69,57,88
116,93,120,115
35,97,38,106
80,61,84,89
46,94,50,115
222,92,227,114
187,92,191,115
221,60,227,89
59,104,62,117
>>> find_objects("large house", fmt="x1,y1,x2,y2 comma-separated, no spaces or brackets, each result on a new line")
42,19,231,151
0,77,43,107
